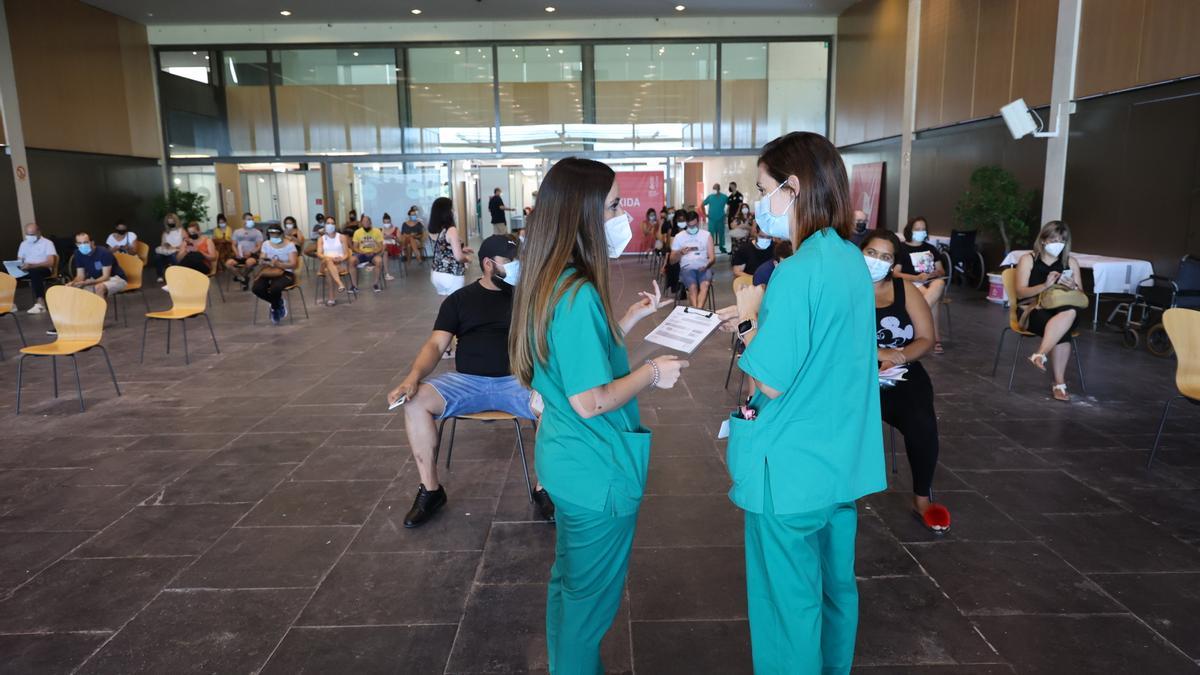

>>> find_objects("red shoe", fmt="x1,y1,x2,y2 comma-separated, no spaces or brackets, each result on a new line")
914,503,951,534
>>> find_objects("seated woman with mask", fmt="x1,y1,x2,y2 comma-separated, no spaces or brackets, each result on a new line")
893,217,948,355
1015,220,1084,401
862,228,950,534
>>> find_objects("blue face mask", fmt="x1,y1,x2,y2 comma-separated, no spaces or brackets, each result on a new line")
755,183,794,239
686,226,699,235
269,236,283,244
754,237,772,250
501,259,520,286
77,243,93,255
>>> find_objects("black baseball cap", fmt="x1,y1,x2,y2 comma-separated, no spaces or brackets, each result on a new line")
478,234,518,261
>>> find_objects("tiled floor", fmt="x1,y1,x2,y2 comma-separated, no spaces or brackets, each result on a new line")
1,253,1198,674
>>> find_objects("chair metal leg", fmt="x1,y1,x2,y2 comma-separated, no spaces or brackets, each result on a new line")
97,345,121,396
1146,396,1182,469
140,289,150,313
140,318,150,363
445,417,459,469
990,327,1010,377
1007,334,1024,392
514,419,535,503
1070,336,1087,394
181,317,190,365
15,353,26,414
434,417,448,464
724,347,736,389
166,318,172,354
204,314,220,354
9,312,26,345
297,286,310,319
215,275,226,302
70,354,85,412
51,355,58,398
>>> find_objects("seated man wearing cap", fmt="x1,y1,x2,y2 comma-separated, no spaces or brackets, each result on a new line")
387,235,554,528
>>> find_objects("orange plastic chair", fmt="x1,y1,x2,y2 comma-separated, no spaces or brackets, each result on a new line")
1146,308,1200,468
990,267,1085,393
0,272,28,360
110,252,150,327
16,285,120,413
134,240,150,266
140,266,220,365
252,260,310,324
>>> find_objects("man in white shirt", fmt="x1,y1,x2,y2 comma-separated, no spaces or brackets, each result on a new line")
16,223,59,314
669,212,716,309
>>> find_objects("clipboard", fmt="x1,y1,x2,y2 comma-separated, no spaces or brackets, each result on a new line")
644,306,722,354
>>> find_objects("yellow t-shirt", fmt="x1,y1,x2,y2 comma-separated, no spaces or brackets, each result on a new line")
211,225,231,241
353,227,384,253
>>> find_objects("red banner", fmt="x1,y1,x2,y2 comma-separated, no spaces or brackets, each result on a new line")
615,171,665,254
848,162,884,230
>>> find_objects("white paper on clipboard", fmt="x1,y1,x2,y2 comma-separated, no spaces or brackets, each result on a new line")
644,306,723,354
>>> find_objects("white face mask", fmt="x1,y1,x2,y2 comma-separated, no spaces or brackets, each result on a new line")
24,234,38,243
754,237,772,250
864,254,893,283
604,212,632,258
912,230,928,243
1044,241,1066,257
501,259,520,286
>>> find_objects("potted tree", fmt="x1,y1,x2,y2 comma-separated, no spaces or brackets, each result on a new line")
152,188,209,227
954,166,1035,256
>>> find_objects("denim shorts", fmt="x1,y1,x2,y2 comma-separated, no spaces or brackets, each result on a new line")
426,372,536,420
680,266,713,287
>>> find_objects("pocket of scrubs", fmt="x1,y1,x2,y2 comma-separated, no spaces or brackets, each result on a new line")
724,414,758,489
610,429,652,501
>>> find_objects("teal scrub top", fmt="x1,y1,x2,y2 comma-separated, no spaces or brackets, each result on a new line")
532,272,650,516
703,193,729,227
728,228,886,515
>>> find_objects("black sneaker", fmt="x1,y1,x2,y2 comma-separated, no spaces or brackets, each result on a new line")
533,488,555,523
404,484,447,528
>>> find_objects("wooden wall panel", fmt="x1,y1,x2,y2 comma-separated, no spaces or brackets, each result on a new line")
939,0,979,126
1076,0,1145,97
1009,0,1058,107
224,87,275,156
916,0,948,130
1138,0,1200,85
116,17,161,159
275,85,400,154
971,0,1017,118
834,0,908,146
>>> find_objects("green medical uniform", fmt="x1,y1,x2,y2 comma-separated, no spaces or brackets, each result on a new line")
532,271,649,675
703,191,729,250
729,228,886,674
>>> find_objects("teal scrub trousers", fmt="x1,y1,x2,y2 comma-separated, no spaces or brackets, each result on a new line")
708,220,726,251
743,469,860,675
546,496,638,675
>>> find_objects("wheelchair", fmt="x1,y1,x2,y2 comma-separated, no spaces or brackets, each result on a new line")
1115,254,1200,358
945,229,986,290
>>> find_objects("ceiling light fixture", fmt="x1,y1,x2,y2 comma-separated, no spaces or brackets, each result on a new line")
353,51,360,56
280,9,292,16
675,4,686,11
411,8,422,14
545,6,556,12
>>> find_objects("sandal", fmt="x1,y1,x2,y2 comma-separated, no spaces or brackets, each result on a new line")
933,342,945,355
913,503,951,534
1051,383,1070,402
1028,353,1048,372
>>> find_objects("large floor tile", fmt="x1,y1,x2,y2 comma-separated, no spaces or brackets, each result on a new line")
351,497,496,552
1028,512,1200,573
953,469,1123,516
157,462,295,504
0,485,155,532
0,633,109,675
634,495,743,548
477,521,556,584
172,525,357,589
855,576,995,667
72,503,249,558
291,446,406,481
1091,572,1200,659
629,546,746,620
239,480,389,526
0,531,92,593
262,624,458,674
631,620,752,675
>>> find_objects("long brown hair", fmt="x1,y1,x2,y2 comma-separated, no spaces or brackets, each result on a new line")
757,132,852,244
509,157,622,387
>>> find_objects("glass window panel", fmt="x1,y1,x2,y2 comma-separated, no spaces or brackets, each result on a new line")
720,43,768,149
406,47,496,154
353,162,450,222
223,50,275,156
498,45,584,153
275,48,401,156
160,50,211,84
591,43,716,151
763,42,829,141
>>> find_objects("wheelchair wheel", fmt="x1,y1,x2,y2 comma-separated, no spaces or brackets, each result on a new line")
1121,329,1140,350
1146,324,1174,358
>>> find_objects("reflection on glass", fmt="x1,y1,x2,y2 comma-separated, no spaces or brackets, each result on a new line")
160,51,220,158
498,45,583,153
169,166,218,230
592,43,716,151
407,47,496,153
276,48,401,156
353,162,450,220
720,43,767,149
224,50,275,156
763,42,829,140
160,51,211,84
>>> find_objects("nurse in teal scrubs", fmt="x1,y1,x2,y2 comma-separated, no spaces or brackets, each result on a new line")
726,132,886,674
508,157,684,674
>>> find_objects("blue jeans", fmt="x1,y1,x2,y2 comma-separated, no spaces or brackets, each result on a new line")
425,372,535,420
680,266,713,288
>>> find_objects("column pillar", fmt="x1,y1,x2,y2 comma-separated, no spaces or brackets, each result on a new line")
896,0,921,229
0,0,35,231
1040,0,1082,224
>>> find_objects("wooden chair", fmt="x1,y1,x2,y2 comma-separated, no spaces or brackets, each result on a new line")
0,272,28,360
990,268,1086,393
110,252,150,327
436,411,535,503
140,266,220,366
1146,308,1200,468
252,262,310,324
134,240,150,266
725,274,755,391
15,285,120,414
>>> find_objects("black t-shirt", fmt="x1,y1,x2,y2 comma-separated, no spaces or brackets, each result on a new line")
732,242,775,275
899,242,940,276
727,191,744,219
433,281,514,377
488,195,506,224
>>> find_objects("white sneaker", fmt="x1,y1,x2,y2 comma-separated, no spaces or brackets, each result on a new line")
384,274,395,281
357,262,369,269
162,285,170,293
26,303,45,314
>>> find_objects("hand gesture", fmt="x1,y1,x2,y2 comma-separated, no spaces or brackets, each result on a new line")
388,378,418,406
736,283,765,320
1045,271,1062,287
653,355,689,389
715,304,741,332
628,280,671,322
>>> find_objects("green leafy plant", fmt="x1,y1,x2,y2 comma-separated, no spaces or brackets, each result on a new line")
152,188,209,226
954,166,1035,254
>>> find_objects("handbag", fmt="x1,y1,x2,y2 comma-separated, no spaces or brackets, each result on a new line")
1017,284,1088,330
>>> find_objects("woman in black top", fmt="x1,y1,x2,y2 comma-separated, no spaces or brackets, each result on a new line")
862,230,950,534
1015,221,1083,401
893,217,948,355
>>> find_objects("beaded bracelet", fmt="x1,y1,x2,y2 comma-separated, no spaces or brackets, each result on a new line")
645,359,660,388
